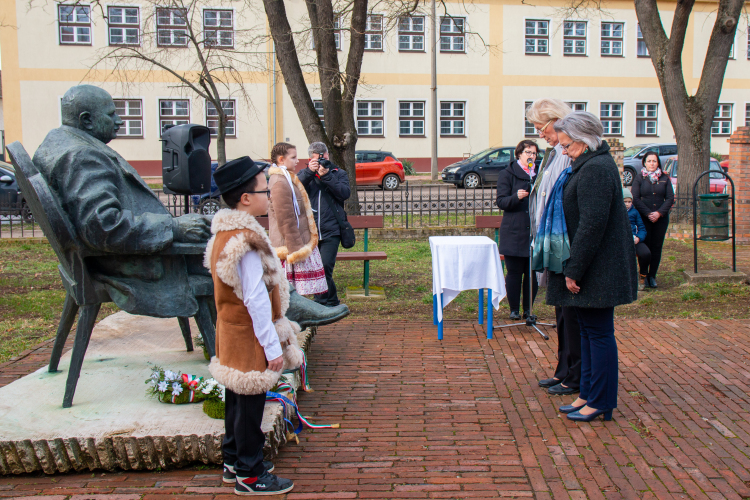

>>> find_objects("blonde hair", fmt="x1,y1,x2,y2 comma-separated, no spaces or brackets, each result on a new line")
526,99,573,125
271,142,296,164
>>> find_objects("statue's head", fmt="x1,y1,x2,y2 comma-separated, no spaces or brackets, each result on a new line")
61,85,123,144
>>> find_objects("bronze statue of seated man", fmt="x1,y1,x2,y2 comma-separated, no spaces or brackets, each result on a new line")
33,85,348,328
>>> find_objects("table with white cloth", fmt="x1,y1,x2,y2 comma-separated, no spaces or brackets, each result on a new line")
429,236,507,339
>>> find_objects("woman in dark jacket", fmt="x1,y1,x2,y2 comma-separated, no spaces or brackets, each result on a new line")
630,152,674,289
546,112,638,422
496,140,539,320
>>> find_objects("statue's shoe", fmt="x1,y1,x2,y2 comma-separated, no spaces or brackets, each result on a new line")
286,286,350,330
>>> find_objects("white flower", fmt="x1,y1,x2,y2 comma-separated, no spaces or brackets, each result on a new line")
150,371,160,380
172,382,183,396
164,370,178,381
157,381,168,392
148,379,156,387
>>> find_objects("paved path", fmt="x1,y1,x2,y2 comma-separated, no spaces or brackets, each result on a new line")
3,317,750,499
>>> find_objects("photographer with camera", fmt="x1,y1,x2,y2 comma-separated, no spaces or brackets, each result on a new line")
297,142,351,307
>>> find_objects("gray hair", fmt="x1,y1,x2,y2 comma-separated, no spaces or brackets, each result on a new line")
308,141,328,157
553,111,604,150
526,98,572,124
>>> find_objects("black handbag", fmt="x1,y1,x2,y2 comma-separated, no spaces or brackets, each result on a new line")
320,186,356,249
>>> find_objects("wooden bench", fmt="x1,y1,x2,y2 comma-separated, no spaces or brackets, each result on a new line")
476,215,505,272
338,215,387,296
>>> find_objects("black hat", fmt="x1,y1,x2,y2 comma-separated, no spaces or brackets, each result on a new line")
214,156,263,194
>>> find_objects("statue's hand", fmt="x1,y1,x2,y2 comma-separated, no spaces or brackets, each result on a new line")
172,214,211,243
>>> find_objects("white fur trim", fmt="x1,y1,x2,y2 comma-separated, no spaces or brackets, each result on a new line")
267,168,319,264
283,344,304,371
209,357,281,395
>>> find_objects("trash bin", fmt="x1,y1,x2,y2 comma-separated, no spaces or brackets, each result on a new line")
698,193,730,241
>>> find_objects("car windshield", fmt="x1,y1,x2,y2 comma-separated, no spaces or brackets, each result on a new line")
0,165,13,176
665,159,724,179
624,145,647,157
464,148,494,162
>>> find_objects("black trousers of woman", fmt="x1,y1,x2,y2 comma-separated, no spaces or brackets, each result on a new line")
552,306,581,390
642,215,669,278
503,255,538,314
635,242,651,276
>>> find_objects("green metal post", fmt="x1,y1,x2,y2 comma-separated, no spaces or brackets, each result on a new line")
364,228,370,296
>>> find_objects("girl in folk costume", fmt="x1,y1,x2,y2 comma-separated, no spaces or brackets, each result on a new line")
204,156,303,496
267,142,328,295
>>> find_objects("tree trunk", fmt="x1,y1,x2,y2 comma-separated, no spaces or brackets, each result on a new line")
216,107,227,166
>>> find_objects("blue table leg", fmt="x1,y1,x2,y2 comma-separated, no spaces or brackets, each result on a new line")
478,289,484,325
433,294,438,326
438,292,444,340
487,289,493,339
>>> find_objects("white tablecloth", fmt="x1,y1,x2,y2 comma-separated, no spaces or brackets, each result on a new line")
429,236,506,322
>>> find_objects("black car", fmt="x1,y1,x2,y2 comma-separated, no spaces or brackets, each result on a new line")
441,147,544,188
0,161,34,222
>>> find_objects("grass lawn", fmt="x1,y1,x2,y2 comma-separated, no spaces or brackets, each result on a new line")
0,237,747,364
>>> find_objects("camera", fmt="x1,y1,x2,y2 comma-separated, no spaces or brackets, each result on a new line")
318,157,333,170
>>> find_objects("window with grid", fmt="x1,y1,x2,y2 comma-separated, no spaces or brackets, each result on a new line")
600,102,623,136
563,21,586,55
440,101,465,136
525,20,549,54
635,103,658,136
157,8,188,47
314,100,325,129
712,104,733,136
357,101,384,136
206,100,236,137
566,102,587,111
59,5,91,45
398,16,424,51
114,99,143,137
159,99,190,132
204,10,233,47
108,6,139,46
399,101,425,136
747,32,749,59
600,22,623,56
746,103,750,126
440,17,465,52
728,40,735,59
364,14,383,51
312,17,341,50
636,25,649,57
524,102,536,137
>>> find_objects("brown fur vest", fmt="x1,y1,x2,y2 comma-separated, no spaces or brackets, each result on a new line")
267,166,319,264
203,209,304,395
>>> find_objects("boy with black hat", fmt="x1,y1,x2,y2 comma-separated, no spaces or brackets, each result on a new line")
204,156,302,495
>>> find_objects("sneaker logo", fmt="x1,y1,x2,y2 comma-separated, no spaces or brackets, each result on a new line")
256,484,267,488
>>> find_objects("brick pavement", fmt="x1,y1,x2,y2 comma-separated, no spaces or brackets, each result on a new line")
3,317,750,499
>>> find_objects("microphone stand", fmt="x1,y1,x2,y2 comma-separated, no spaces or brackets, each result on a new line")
496,161,554,340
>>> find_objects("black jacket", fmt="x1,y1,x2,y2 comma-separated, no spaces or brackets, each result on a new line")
546,142,638,308
496,161,535,257
630,171,674,220
298,164,351,241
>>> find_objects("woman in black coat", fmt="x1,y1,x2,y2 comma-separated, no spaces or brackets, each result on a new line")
546,112,638,422
630,152,674,289
496,140,539,320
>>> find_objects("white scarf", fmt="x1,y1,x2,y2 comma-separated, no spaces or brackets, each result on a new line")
274,163,300,228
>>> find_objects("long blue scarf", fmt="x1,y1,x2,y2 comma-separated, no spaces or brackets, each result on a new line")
532,167,572,274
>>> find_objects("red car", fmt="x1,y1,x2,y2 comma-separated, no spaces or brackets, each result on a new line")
663,156,728,194
354,150,405,190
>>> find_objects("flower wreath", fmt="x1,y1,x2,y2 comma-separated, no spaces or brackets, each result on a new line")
145,366,225,405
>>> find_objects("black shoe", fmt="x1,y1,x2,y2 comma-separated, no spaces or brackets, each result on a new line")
567,408,613,422
648,276,657,288
522,311,529,319
223,462,275,484
235,471,294,495
509,311,521,320
559,403,585,414
547,383,579,396
538,377,560,388
287,284,350,330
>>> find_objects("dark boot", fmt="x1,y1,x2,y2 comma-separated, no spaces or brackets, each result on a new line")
286,284,350,330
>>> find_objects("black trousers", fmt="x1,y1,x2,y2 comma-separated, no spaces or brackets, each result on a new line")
575,306,618,410
552,306,582,390
635,241,651,276
642,215,669,278
503,255,538,313
223,389,267,477
314,235,342,306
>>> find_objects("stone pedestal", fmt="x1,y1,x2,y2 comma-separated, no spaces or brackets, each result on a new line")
728,127,750,242
608,138,625,184
683,269,748,285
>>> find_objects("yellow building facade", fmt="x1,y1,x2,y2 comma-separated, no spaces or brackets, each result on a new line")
1,0,748,174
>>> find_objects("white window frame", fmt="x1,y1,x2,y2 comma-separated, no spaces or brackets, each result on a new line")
206,99,237,137
745,102,750,127
356,100,385,136
747,31,750,60
314,100,325,130
156,8,188,47
398,16,425,52
524,101,536,137
562,20,587,56
311,16,342,51
440,16,465,53
566,101,588,112
439,101,466,137
712,103,734,136
58,4,92,45
599,101,624,137
203,8,234,48
113,98,144,138
525,19,550,55
600,21,624,57
398,100,426,136
364,14,383,51
635,103,659,137
108,6,140,46
158,97,191,133
636,24,649,57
